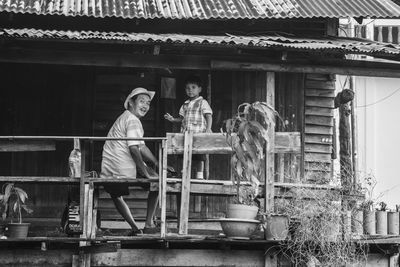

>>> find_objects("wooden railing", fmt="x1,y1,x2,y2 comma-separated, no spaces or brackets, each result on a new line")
0,133,341,240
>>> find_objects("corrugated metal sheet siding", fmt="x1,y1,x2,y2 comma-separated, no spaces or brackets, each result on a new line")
0,0,400,19
2,28,400,56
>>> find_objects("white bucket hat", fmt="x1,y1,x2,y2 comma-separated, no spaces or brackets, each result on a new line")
124,87,155,109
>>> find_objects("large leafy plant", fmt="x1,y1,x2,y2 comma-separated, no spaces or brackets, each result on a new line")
1,183,32,223
224,102,277,205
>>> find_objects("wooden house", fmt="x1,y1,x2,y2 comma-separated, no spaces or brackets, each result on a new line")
1,0,400,266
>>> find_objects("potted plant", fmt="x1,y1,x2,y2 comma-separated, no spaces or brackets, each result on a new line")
1,183,33,238
361,175,377,236
375,201,388,235
387,205,399,235
220,102,277,239
0,192,6,237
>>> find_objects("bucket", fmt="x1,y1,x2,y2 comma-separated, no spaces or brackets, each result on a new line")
264,215,289,240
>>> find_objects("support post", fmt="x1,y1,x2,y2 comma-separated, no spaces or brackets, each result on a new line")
78,139,85,232
179,131,193,235
265,72,275,214
160,140,168,238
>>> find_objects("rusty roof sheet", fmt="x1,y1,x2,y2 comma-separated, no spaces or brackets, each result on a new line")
2,28,400,57
0,0,399,19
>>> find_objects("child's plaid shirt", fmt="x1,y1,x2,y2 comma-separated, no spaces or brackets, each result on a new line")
179,96,212,133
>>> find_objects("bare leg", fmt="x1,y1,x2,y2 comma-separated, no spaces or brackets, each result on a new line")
111,196,140,231
145,191,158,228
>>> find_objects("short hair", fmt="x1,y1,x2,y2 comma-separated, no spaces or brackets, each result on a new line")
184,75,202,87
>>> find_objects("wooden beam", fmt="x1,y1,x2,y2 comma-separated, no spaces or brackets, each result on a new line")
3,47,400,78
179,131,193,235
211,60,400,78
160,140,168,238
265,72,275,213
0,48,210,69
167,132,301,155
91,249,266,267
79,139,85,233
0,140,55,152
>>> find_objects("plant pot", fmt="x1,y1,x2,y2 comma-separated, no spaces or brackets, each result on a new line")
376,211,388,235
264,214,289,240
227,204,258,220
363,210,376,235
219,218,259,240
7,223,30,238
351,209,363,238
388,212,399,235
0,224,6,236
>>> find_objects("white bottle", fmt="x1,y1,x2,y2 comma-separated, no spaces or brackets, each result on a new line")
69,139,81,178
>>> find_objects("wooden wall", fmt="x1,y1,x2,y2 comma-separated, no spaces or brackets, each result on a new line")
304,74,335,183
0,63,94,219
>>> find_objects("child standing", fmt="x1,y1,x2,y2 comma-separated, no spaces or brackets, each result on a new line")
164,75,213,179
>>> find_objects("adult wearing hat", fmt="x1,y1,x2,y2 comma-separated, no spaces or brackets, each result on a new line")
101,87,159,235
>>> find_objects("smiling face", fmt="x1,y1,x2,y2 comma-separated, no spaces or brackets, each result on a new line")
185,82,202,100
128,94,151,118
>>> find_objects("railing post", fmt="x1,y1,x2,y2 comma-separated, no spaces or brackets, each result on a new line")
265,72,275,214
160,140,168,238
78,138,86,233
179,131,193,235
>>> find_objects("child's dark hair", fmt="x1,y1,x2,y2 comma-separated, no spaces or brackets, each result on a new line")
184,75,202,87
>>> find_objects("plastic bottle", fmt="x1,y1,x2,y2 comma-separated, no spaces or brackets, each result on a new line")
68,139,81,178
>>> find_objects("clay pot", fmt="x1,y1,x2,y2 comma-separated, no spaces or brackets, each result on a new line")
219,218,259,240
7,223,30,238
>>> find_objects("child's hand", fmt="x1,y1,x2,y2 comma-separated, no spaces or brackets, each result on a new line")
206,128,212,133
164,113,174,122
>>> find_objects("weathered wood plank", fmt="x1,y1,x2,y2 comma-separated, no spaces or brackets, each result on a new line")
305,107,334,116
167,132,301,154
304,135,333,145
304,125,333,135
98,199,147,209
179,131,193,235
305,80,335,90
306,74,332,81
91,249,266,267
305,98,335,108
211,60,400,78
265,71,275,213
98,188,148,199
304,144,332,154
160,140,168,238
305,162,331,172
305,153,332,163
305,89,336,98
0,140,56,152
305,115,333,126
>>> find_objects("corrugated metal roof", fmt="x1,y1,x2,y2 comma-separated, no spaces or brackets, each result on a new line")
2,28,400,56
0,0,399,19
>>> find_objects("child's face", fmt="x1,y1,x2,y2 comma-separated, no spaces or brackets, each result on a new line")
185,83,202,99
